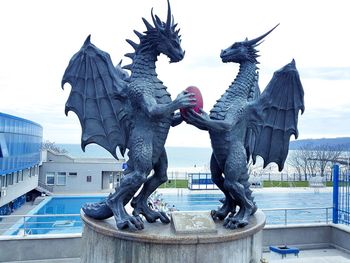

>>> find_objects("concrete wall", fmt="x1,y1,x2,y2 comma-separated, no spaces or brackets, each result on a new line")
263,223,350,252
331,224,350,252
39,150,124,193
1,224,350,262
0,234,81,262
40,162,123,193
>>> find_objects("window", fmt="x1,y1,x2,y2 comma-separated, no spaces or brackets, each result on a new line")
16,171,20,183
0,134,8,158
46,172,55,185
1,175,6,188
30,167,36,177
23,169,30,178
7,173,13,186
87,176,92,182
69,172,77,176
57,172,67,185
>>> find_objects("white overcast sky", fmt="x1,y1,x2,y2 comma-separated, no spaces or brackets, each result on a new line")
1,0,350,147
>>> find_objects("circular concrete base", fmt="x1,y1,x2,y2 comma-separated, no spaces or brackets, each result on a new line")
80,210,265,263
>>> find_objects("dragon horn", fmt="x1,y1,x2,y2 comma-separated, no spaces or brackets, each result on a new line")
165,0,172,31
246,24,279,46
142,17,154,31
151,8,158,27
83,35,92,46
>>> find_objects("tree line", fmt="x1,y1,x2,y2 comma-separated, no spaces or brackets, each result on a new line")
287,143,348,181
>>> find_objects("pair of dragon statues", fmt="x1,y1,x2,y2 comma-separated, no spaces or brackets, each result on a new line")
62,0,304,231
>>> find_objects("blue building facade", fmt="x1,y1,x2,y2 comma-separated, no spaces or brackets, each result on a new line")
0,113,43,216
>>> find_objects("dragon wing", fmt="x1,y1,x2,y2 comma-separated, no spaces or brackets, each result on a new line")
246,59,304,171
61,36,130,159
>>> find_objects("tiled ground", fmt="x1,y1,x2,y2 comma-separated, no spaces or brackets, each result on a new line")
263,248,350,263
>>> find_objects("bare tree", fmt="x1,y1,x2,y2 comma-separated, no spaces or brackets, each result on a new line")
288,144,317,181
288,143,346,181
41,140,68,154
314,144,345,177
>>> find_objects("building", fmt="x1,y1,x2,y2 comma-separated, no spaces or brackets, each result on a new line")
0,113,43,215
39,150,125,193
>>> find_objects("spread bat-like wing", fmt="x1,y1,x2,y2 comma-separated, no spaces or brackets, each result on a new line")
246,59,305,171
61,36,130,159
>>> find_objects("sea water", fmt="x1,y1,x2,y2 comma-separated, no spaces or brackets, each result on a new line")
58,144,212,169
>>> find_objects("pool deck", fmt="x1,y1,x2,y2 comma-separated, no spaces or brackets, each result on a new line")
0,202,40,235
1,248,349,262
0,187,341,262
263,248,350,263
2,258,80,263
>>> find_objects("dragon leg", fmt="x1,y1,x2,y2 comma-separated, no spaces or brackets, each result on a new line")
222,152,255,229
131,149,170,224
241,180,258,216
210,154,236,220
82,169,136,221
106,171,147,230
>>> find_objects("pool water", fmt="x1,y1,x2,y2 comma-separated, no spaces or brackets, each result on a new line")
162,192,332,210
11,196,105,235
162,192,333,225
10,191,332,235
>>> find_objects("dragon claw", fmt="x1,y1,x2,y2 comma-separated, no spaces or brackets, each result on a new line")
159,211,171,224
211,209,227,220
223,213,248,229
116,215,144,231
211,199,236,221
132,202,170,224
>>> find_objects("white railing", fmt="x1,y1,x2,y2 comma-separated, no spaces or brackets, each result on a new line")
262,206,333,225
0,214,80,237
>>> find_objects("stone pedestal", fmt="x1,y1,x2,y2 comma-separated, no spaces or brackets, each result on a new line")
80,210,265,263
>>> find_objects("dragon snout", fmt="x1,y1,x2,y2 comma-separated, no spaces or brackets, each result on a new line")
220,49,227,57
170,49,185,63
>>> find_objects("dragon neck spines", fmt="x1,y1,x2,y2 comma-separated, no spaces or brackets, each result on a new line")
228,61,258,96
122,1,181,73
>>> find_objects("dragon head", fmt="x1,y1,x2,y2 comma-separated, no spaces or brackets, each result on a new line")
124,0,184,65
220,24,279,64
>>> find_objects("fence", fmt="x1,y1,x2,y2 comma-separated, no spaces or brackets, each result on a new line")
187,173,218,190
262,207,332,225
0,214,81,236
333,164,350,225
0,206,333,237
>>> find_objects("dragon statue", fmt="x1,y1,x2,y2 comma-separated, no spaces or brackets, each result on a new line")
185,25,305,229
61,1,195,230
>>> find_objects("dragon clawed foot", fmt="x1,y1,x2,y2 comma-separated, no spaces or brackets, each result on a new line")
116,214,144,231
223,213,248,229
211,199,236,221
132,202,170,224
211,206,236,221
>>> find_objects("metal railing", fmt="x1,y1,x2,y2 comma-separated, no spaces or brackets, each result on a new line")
37,181,54,194
262,206,333,225
0,214,80,237
0,207,333,237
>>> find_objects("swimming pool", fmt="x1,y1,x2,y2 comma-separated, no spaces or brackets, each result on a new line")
162,191,333,225
7,191,332,235
7,196,105,235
